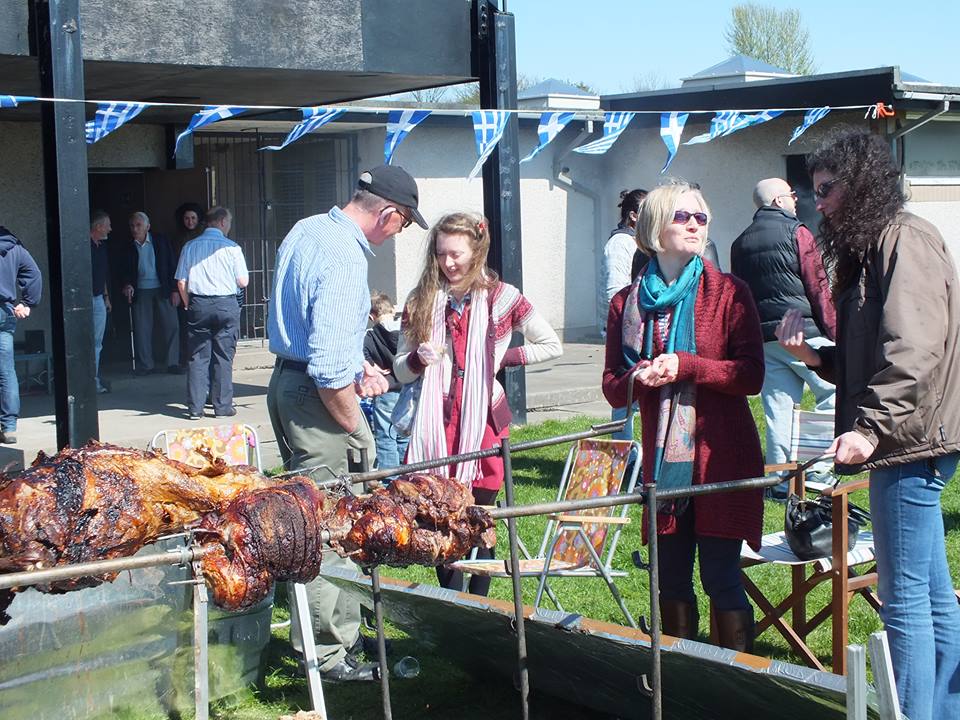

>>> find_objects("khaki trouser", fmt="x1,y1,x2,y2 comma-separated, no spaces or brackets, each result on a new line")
266,364,374,671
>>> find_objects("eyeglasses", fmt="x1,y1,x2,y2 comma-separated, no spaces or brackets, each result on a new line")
672,210,709,226
382,206,413,230
814,180,838,200
775,191,797,201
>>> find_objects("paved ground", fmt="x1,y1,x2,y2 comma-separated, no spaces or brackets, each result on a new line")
2,342,614,472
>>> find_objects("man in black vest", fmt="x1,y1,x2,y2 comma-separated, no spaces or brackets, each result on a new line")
731,178,837,499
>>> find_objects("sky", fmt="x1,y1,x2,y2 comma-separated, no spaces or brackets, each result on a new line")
507,0,959,94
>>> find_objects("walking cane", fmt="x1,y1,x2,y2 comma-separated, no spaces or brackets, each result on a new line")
128,301,136,372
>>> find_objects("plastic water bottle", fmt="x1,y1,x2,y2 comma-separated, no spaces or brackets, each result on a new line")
392,655,420,679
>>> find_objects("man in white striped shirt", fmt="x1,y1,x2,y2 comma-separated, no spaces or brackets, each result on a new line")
267,165,427,682
175,207,248,419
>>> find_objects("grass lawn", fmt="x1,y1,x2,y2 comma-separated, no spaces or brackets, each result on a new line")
187,397,960,718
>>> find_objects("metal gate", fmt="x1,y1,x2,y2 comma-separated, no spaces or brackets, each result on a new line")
193,131,357,342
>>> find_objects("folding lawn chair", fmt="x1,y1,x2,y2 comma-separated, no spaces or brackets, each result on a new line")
451,438,641,627
740,406,880,675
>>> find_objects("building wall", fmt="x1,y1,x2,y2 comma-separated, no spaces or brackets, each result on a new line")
0,121,167,348
352,122,598,341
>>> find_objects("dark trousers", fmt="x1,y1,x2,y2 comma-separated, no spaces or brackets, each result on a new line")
132,287,178,370
436,486,498,596
186,295,239,416
656,502,749,612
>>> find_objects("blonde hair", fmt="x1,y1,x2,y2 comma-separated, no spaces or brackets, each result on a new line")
634,180,710,257
403,212,497,345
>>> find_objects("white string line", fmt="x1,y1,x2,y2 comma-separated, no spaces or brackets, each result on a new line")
8,95,882,117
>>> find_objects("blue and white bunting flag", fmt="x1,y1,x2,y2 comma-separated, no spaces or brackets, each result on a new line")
468,110,510,180
520,111,575,163
572,111,636,155
659,112,689,173
0,95,36,108
384,109,431,164
175,105,250,154
789,106,831,145
85,102,148,144
261,107,346,151
684,109,783,145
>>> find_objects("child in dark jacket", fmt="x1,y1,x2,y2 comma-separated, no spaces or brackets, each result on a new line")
363,292,409,478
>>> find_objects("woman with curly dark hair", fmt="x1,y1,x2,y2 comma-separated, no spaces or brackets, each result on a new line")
777,126,960,720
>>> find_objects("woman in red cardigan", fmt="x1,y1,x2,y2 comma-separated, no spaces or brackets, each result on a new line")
395,212,562,595
602,181,765,651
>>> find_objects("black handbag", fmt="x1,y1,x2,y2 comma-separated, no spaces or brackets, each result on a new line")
784,493,871,561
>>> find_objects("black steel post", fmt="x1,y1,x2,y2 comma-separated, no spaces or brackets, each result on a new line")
646,483,662,720
473,0,526,424
355,448,393,720
501,436,530,719
32,0,99,448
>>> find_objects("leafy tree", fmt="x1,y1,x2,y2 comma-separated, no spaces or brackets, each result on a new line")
724,3,816,75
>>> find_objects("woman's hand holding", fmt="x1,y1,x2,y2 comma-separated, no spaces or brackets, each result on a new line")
416,342,445,366
636,354,679,387
828,431,877,465
775,309,821,367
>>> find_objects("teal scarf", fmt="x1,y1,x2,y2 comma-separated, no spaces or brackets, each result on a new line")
622,256,702,515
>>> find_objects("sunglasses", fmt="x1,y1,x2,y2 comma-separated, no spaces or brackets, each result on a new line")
672,210,709,226
814,180,838,200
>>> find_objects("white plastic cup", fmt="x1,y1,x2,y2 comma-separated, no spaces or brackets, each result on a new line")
392,655,421,679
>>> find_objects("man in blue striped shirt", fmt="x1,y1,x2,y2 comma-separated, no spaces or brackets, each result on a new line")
267,165,426,682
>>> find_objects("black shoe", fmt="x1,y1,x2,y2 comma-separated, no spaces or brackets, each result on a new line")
167,365,185,375
188,412,204,420
215,407,237,418
320,655,379,683
348,633,392,660
134,368,150,377
0,431,16,444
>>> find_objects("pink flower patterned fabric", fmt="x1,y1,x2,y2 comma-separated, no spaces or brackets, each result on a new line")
165,424,253,469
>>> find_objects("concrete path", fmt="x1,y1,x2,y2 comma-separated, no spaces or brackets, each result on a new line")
2,342,613,472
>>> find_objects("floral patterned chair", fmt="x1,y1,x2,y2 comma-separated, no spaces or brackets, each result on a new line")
150,423,261,471
452,438,641,627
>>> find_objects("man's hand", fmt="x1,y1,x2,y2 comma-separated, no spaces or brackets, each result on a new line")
828,431,877,465
775,309,821,366
122,285,135,303
11,303,29,320
170,292,181,308
356,361,389,398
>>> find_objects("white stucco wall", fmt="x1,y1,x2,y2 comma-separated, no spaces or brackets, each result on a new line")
353,122,598,340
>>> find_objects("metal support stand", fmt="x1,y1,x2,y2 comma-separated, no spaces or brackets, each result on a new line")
501,436,530,720
846,644,867,720
354,447,393,720
191,559,210,720
643,483,663,720
290,583,326,717
868,631,903,720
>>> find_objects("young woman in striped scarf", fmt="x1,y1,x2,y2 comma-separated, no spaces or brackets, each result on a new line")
602,181,765,649
394,212,562,595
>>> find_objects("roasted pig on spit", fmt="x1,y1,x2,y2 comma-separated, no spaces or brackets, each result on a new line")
328,474,497,567
0,442,274,622
0,442,496,618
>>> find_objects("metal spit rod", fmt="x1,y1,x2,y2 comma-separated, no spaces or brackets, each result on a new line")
0,530,335,591
288,421,627,489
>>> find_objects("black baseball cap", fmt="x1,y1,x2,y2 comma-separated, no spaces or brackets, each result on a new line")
357,165,428,229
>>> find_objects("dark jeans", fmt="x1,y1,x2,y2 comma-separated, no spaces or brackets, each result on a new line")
186,295,239,415
656,502,749,612
437,486,498,596
0,307,18,433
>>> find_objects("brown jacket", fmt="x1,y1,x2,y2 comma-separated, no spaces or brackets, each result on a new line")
816,212,960,474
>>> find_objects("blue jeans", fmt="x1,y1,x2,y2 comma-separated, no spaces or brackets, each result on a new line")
92,294,107,390
372,390,409,478
0,308,18,433
762,339,835,496
870,454,960,720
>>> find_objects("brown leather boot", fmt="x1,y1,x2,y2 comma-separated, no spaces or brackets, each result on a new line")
713,609,754,653
659,599,699,639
